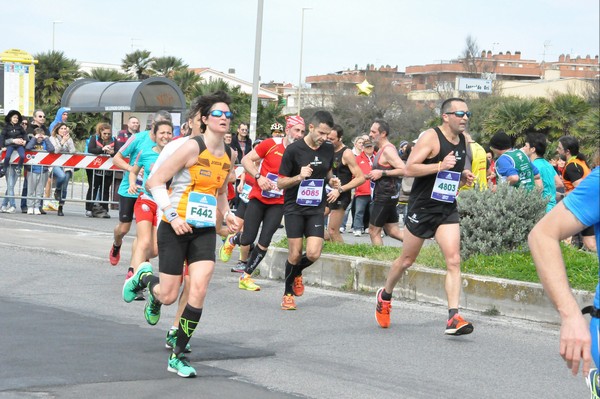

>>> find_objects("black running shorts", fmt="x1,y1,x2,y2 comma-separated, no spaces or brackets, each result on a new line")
404,208,459,239
118,195,138,223
369,202,399,228
157,222,216,275
284,213,325,239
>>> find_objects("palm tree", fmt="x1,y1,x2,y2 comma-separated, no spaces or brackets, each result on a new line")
151,56,187,78
121,50,154,80
82,68,132,81
172,70,202,104
482,97,550,145
33,50,81,113
545,94,590,139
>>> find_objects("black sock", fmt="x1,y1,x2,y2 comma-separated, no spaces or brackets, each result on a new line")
381,289,392,301
448,308,459,319
141,274,159,290
175,304,202,355
284,261,296,295
128,267,134,274
245,246,267,275
296,253,314,275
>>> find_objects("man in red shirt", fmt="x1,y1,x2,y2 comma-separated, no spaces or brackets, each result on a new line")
352,139,376,236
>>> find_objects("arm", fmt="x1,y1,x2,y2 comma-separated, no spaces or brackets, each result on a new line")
44,138,55,153
366,146,405,181
25,137,37,150
554,173,565,189
340,148,366,191
528,202,591,377
404,129,451,178
241,149,274,191
113,135,136,171
127,164,142,195
87,136,103,155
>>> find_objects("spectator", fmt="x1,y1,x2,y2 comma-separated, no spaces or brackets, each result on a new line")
49,123,76,216
24,128,55,214
24,110,51,214
485,145,496,189
353,139,376,236
86,123,115,218
49,107,69,133
230,122,252,163
522,132,564,213
1,110,28,175
489,130,541,191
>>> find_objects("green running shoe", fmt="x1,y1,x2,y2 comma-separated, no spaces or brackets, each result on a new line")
144,287,162,325
168,353,197,378
122,262,153,303
165,329,191,353
219,233,236,262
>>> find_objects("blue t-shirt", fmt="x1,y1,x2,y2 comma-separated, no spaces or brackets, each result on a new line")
496,149,540,189
563,167,600,307
117,131,155,197
133,145,159,196
533,157,558,213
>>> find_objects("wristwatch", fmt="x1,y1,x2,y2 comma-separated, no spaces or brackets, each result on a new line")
254,172,261,180
337,187,343,194
382,170,387,177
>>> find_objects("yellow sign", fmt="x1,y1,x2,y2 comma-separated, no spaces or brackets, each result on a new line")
1,49,37,116
0,48,37,64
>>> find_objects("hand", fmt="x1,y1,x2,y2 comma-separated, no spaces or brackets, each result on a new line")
559,313,592,377
224,212,240,234
461,170,475,186
366,169,383,181
236,181,245,193
329,176,341,189
299,164,313,179
440,151,456,171
171,216,192,235
127,184,140,195
327,188,340,203
257,175,276,191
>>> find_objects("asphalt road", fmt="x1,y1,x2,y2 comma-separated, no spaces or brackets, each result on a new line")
0,207,591,398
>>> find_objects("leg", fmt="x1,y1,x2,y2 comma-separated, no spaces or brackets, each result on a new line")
383,222,404,242
327,208,345,243
434,223,462,309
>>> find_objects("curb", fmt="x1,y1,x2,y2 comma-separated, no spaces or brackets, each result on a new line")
260,247,594,324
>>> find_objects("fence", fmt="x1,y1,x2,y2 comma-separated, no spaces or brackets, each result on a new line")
0,150,123,208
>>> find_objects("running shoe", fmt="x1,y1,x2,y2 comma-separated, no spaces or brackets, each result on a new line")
587,368,600,399
281,294,296,310
145,287,162,325
33,208,41,215
445,314,474,336
219,233,236,262
230,261,247,273
167,353,196,378
109,243,121,266
5,206,16,214
239,273,261,291
122,262,152,303
292,275,304,297
165,328,191,353
375,287,392,328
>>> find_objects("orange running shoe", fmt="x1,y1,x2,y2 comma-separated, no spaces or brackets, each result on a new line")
375,288,392,328
445,314,474,335
281,294,296,310
292,275,304,296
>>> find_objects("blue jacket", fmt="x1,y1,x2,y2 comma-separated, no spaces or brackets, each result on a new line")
49,107,70,133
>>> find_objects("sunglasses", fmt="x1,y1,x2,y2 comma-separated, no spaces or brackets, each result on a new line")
445,111,472,118
209,110,233,119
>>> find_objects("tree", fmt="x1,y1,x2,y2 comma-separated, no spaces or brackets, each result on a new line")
151,56,187,78
82,68,132,81
481,97,550,145
172,70,202,105
545,93,590,139
121,50,154,80
33,50,81,114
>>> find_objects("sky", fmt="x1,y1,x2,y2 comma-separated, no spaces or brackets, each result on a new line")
3,0,599,85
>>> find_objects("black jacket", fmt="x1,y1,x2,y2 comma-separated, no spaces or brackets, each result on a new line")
230,134,252,163
0,123,28,147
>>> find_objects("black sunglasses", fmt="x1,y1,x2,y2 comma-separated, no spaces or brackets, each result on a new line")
445,111,472,118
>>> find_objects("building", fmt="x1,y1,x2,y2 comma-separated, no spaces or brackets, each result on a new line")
189,68,279,105
306,65,411,93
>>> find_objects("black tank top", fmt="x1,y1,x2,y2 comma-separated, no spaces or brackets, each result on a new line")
372,143,400,204
332,146,353,186
408,127,467,214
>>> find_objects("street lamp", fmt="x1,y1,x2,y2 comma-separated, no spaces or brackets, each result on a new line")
297,7,311,116
52,21,63,51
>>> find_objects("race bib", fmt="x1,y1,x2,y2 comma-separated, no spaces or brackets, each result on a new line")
185,192,217,227
431,171,461,203
240,183,252,203
296,179,324,206
261,172,283,198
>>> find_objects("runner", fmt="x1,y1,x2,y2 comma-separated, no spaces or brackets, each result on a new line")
325,124,365,243
109,110,171,274
122,91,239,378
375,98,475,335
277,111,338,310
220,115,306,289
366,119,406,246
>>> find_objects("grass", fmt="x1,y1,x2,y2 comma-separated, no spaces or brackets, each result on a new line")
274,238,597,292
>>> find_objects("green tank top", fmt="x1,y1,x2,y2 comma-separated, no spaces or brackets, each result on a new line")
497,149,535,190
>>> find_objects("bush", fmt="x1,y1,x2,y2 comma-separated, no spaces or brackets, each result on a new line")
457,184,547,259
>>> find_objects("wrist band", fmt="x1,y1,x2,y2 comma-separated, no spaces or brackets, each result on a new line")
149,185,171,210
224,210,231,219
164,207,179,222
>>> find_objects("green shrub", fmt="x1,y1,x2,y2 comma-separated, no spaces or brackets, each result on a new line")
457,183,547,259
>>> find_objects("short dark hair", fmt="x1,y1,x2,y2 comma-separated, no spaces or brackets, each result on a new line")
190,91,232,133
309,110,334,128
238,122,248,128
441,98,466,115
525,132,548,157
558,135,580,156
373,118,390,136
331,124,344,138
153,120,173,134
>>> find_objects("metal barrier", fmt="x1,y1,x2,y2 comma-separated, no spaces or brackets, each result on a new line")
0,150,122,209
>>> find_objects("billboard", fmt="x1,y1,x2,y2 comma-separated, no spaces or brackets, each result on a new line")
0,49,37,117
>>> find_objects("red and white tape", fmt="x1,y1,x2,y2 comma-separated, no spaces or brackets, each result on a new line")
1,151,121,170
